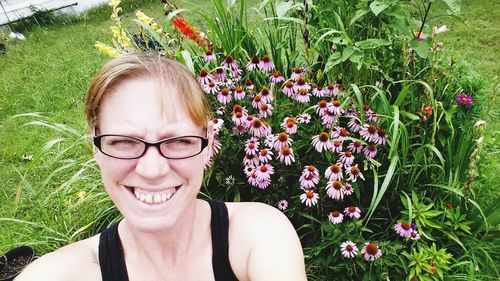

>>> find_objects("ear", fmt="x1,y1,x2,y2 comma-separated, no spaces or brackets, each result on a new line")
203,121,215,167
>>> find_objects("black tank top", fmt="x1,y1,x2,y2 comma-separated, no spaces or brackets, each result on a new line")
98,200,238,281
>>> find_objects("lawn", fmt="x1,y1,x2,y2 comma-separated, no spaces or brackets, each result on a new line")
0,0,498,278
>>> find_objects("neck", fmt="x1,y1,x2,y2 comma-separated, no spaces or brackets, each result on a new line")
119,199,209,267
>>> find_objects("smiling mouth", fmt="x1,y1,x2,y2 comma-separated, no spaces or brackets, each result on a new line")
128,186,181,205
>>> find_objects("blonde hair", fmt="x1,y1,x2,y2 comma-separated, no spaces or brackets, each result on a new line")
85,52,211,131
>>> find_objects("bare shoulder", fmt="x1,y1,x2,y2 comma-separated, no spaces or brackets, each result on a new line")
15,235,101,281
226,202,307,281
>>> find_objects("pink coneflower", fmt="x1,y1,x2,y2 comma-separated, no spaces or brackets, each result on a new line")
326,83,339,96
329,99,344,115
259,103,273,119
245,79,254,90
244,141,259,156
331,140,343,153
410,230,421,241
290,67,304,80
282,80,297,98
234,86,246,100
277,146,295,165
203,80,219,95
325,163,343,181
360,125,378,142
374,128,387,145
211,137,222,156
346,164,365,182
264,134,275,149
243,114,254,129
230,68,242,81
312,85,326,97
213,68,226,80
322,111,338,129
215,106,226,115
344,205,361,219
204,49,216,62
273,132,293,151
197,69,213,86
348,140,363,154
255,163,274,180
362,243,382,261
295,77,311,91
295,89,311,103
245,136,260,147
338,151,355,166
252,94,263,109
270,71,285,85
249,118,268,138
326,180,344,200
277,199,288,211
340,241,358,258
456,93,474,107
212,118,224,135
243,153,260,166
347,117,362,133
328,210,344,224
217,88,232,104
343,183,354,195
219,78,234,89
299,165,320,189
312,132,333,152
281,117,298,134
232,124,247,135
221,54,239,71
366,109,378,122
363,144,378,158
297,113,311,124
255,177,271,189
231,111,246,126
258,148,273,163
395,222,413,237
246,54,260,71
331,126,349,140
258,54,275,71
259,87,273,103
315,100,329,116
300,190,319,207
243,165,255,177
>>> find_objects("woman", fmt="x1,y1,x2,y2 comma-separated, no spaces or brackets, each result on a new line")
16,52,307,281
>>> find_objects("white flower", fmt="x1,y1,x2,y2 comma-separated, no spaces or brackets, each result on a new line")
433,25,449,34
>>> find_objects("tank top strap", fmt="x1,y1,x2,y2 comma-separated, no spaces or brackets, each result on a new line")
207,200,239,281
98,222,129,281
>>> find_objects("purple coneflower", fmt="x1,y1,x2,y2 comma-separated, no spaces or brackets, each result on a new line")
277,199,288,211
255,163,274,180
310,132,331,153
300,190,319,207
259,87,273,103
348,140,363,154
299,165,320,189
325,163,343,181
243,153,260,166
312,85,326,97
362,243,382,261
203,80,219,95
347,118,362,133
234,86,246,100
366,109,378,122
295,89,310,103
297,113,311,124
456,93,474,107
197,69,213,86
217,88,232,104
360,125,378,142
331,126,349,140
252,94,263,109
340,241,358,258
258,148,273,163
204,49,215,62
321,110,337,129
326,180,344,200
331,140,343,153
259,103,273,119
326,83,339,96
328,210,344,224
338,151,355,166
246,54,260,71
281,117,298,134
344,205,361,219
245,79,254,91
231,111,246,126
221,54,239,71
363,144,378,158
346,164,365,182
212,118,224,135
249,118,268,138
374,128,387,145
329,99,344,115
290,67,304,80
232,124,247,135
244,141,259,156
395,222,413,237
315,100,329,117
277,146,295,165
273,132,293,151
270,71,285,85
282,80,297,98
410,230,421,241
258,54,275,72
295,77,311,91
343,183,354,195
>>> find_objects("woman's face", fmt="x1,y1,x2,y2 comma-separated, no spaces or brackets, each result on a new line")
94,77,210,233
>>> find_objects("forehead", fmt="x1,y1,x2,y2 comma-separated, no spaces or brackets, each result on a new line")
98,77,199,135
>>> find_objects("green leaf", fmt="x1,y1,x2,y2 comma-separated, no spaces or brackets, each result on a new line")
341,46,355,62
409,38,432,59
349,8,370,25
323,52,342,73
369,1,389,16
440,0,461,15
355,38,391,49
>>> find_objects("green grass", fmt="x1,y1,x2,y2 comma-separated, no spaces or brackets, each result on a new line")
0,0,498,262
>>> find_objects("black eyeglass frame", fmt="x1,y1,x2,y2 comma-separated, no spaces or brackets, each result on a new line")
93,134,209,160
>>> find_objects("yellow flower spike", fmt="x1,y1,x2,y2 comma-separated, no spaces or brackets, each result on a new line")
136,10,153,25
108,0,121,8
95,41,123,58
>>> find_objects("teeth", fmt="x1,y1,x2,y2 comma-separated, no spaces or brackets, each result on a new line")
133,187,177,205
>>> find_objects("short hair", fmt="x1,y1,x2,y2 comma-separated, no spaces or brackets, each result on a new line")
85,52,211,131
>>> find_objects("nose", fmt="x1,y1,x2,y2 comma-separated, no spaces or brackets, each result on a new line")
135,146,170,180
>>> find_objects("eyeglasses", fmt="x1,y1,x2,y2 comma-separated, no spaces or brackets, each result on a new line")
93,134,209,160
